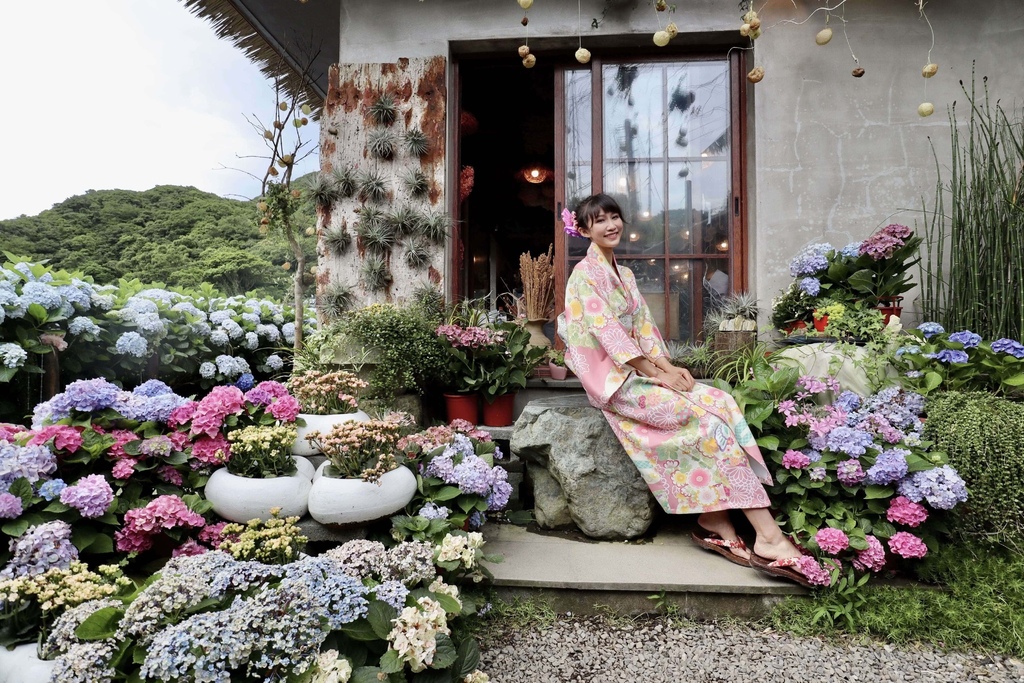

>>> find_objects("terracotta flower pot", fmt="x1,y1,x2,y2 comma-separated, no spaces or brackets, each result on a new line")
293,411,370,456
783,320,808,334
813,315,828,332
444,392,479,424
481,393,516,427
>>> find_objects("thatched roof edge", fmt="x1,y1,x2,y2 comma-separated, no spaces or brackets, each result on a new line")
180,0,325,106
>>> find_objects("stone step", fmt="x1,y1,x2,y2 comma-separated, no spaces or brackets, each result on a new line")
482,521,805,619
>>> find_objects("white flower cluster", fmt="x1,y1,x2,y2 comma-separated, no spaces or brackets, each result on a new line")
387,596,451,673
312,649,353,683
428,577,462,613
437,532,485,569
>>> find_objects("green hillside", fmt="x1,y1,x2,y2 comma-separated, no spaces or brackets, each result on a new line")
0,184,315,298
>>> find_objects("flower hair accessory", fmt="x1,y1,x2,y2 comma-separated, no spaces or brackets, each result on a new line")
561,207,582,238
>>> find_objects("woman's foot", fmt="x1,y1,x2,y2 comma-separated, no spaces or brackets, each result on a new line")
696,511,750,562
751,533,802,563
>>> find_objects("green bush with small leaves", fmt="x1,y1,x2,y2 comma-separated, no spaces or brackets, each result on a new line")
924,391,1024,547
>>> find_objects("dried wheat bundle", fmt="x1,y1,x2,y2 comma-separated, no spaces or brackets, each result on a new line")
520,245,555,321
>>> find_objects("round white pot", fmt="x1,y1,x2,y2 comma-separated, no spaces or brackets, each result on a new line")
0,644,56,683
293,411,370,456
307,463,417,527
205,456,313,523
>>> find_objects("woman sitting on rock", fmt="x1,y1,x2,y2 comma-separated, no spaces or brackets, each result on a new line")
557,193,808,586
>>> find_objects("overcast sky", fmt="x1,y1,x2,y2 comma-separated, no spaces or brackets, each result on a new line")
0,0,320,220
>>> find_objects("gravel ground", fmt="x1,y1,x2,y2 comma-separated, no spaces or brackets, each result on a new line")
479,618,1024,683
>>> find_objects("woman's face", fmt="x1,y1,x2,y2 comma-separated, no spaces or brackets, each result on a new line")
581,208,623,251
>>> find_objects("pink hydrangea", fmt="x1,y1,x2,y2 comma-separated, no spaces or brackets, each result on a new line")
171,539,207,557
108,430,141,459
888,531,928,559
268,394,301,422
115,494,206,553
853,534,887,572
157,466,183,486
60,474,114,518
190,434,231,466
190,386,246,438
167,431,190,451
167,401,198,429
28,425,83,453
0,423,26,442
887,496,928,527
814,527,850,555
111,458,136,480
781,450,811,469
797,556,835,587
199,521,228,546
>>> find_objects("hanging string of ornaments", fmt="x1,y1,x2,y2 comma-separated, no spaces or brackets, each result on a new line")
742,0,940,118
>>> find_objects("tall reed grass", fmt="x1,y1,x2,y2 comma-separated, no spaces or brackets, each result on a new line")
920,76,1024,340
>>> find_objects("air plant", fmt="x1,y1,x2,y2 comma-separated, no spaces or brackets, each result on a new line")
416,210,452,245
368,128,397,160
361,253,392,292
403,128,429,157
387,204,418,237
403,168,430,198
721,292,760,321
318,281,355,322
305,172,341,210
356,215,397,254
355,205,386,231
370,93,398,126
323,223,353,255
331,166,357,198
358,169,389,204
403,237,432,269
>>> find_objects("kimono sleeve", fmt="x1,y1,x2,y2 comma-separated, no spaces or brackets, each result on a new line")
564,269,645,367
634,293,667,360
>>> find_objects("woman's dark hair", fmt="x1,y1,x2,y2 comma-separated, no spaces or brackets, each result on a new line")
575,193,625,233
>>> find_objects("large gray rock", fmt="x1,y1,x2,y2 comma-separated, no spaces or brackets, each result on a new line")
512,395,658,540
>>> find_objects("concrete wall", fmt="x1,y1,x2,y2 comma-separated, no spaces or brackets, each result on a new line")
325,0,1024,316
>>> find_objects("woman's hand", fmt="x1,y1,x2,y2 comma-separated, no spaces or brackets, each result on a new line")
656,365,696,393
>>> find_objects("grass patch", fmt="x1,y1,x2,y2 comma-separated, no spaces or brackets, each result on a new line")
769,542,1024,657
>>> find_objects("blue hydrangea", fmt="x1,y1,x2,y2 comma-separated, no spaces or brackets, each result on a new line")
898,465,969,510
924,349,969,364
1,441,57,490
20,281,63,310
840,242,862,258
190,321,212,338
468,510,487,529
209,329,229,346
373,580,410,610
222,319,244,340
244,332,259,350
798,277,821,296
826,427,875,457
0,343,27,369
56,378,122,414
200,362,217,379
133,380,173,397
209,310,233,326
215,355,249,378
282,323,296,344
948,330,981,348
235,373,255,391
135,312,167,338
266,354,284,371
57,283,92,310
68,317,101,336
38,478,67,501
256,324,281,342
833,391,861,413
418,502,450,520
0,520,78,579
991,338,1024,358
115,331,149,358
917,321,945,338
809,467,827,481
172,302,206,320
895,345,921,357
789,243,833,277
241,312,261,326
865,448,910,485
90,292,115,311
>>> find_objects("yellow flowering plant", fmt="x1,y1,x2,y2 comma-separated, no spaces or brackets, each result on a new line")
225,424,298,478
218,508,308,565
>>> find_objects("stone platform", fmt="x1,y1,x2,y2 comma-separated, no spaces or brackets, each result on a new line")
483,521,805,619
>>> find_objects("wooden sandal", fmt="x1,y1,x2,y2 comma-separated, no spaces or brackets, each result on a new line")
690,527,751,567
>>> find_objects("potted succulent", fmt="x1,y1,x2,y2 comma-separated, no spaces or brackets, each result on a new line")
546,347,568,381
305,417,417,526
204,424,313,523
287,368,370,455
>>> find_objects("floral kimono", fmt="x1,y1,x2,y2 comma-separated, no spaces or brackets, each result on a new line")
557,242,771,514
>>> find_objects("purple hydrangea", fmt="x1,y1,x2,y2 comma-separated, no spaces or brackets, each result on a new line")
37,478,67,501
991,338,1024,358
59,378,123,414
917,322,945,338
809,467,827,481
833,391,861,413
924,349,969,364
0,520,78,579
487,467,513,511
60,474,114,518
790,243,833,277
133,380,173,397
948,330,981,348
866,448,910,485
826,427,875,457
836,459,865,486
418,502,450,520
140,436,174,459
423,453,456,481
0,492,23,518
798,277,821,296
897,465,968,510
1,441,57,490
112,391,190,423
468,510,487,529
450,455,493,496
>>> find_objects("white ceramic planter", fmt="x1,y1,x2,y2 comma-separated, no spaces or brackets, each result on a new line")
293,411,370,456
307,463,417,527
0,644,56,683
205,456,313,523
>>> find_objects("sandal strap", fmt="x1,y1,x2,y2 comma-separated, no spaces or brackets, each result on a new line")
767,556,800,569
703,536,747,551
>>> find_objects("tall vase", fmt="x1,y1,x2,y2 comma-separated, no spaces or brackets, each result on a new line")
524,319,551,349
444,392,479,424
481,392,516,427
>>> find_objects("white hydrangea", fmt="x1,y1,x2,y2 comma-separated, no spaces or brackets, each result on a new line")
312,649,353,683
387,597,450,673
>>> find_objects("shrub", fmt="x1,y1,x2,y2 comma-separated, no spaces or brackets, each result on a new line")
924,391,1024,547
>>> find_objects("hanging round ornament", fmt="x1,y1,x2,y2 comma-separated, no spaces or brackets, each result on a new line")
816,27,833,45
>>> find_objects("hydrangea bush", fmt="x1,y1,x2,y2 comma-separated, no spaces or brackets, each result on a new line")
724,363,967,588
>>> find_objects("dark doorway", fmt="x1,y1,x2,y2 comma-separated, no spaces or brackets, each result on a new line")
458,60,555,313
